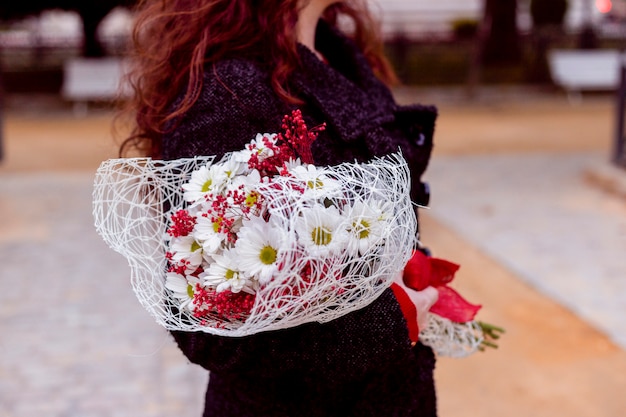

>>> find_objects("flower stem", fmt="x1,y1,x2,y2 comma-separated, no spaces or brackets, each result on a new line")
477,320,505,350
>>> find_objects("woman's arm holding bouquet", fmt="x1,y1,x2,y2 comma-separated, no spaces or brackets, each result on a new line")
162,59,424,376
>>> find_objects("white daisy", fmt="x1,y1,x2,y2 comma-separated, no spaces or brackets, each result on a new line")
182,164,227,203
295,204,349,258
164,272,201,312
169,235,204,270
194,214,229,255
201,250,254,294
238,133,278,164
235,216,287,284
225,169,262,205
220,155,249,184
289,164,342,199
344,199,388,256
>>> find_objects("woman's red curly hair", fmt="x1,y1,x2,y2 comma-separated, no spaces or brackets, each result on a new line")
120,0,396,157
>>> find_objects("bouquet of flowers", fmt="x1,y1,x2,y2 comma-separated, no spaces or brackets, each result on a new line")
93,110,417,336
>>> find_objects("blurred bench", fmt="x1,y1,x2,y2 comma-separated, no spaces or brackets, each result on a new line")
61,57,130,115
548,49,621,103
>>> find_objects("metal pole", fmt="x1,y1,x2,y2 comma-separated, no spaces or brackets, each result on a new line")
613,52,626,167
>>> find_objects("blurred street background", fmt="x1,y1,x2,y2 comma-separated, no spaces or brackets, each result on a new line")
1,1,626,416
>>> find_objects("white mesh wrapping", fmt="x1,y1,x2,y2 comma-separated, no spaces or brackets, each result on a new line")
93,153,417,336
419,314,484,358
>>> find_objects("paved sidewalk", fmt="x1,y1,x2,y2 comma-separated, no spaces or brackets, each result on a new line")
0,173,207,417
425,152,626,349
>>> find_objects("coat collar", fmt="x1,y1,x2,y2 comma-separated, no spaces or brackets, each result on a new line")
291,21,396,142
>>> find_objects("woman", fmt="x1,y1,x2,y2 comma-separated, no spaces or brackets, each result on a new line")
122,0,440,415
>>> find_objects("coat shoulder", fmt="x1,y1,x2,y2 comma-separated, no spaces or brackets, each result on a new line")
163,58,288,160
203,58,274,101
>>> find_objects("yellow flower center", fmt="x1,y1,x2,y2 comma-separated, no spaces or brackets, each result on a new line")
186,284,194,299
354,219,371,239
225,269,236,280
201,179,213,192
312,226,333,246
190,241,202,252
245,192,259,207
213,217,222,233
259,246,277,265
307,178,324,189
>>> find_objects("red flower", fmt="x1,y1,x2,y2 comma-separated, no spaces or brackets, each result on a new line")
403,250,481,323
167,209,196,237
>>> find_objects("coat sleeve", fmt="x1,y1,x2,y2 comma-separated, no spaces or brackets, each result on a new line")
170,289,413,381
161,59,416,382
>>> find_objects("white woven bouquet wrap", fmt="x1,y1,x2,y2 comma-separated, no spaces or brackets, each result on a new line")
93,143,416,336
420,314,484,357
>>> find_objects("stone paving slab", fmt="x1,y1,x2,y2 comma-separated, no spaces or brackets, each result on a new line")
0,173,206,417
425,151,626,349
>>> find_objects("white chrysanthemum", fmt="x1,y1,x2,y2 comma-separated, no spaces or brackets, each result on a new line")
235,216,287,284
236,133,278,164
220,155,249,184
164,272,201,312
182,164,228,203
194,214,229,255
289,164,342,199
225,169,262,205
169,235,204,270
226,168,260,191
295,204,349,257
201,250,255,294
344,199,389,256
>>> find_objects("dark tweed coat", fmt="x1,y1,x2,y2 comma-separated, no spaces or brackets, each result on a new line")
163,21,438,417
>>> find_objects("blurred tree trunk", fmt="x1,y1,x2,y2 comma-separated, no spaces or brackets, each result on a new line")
481,0,522,65
528,0,568,84
466,0,522,98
